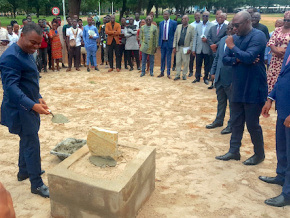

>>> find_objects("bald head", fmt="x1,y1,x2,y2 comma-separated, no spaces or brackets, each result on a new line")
182,15,189,26
252,12,261,26
232,11,252,36
275,19,284,28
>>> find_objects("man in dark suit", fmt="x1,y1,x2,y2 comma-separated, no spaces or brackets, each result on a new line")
251,12,270,41
206,23,234,134
207,13,228,89
0,23,50,198
259,44,290,207
216,11,267,165
158,10,177,79
192,11,214,85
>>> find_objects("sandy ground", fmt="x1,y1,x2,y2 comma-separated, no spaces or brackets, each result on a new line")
1,48,290,218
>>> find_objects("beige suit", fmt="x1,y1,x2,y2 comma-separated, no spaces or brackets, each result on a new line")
173,24,195,79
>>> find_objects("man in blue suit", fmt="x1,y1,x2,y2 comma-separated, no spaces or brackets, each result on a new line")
259,44,290,207
206,23,234,135
157,11,177,79
0,23,50,198
216,11,267,165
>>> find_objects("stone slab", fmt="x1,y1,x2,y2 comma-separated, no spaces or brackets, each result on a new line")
87,127,118,160
48,145,156,218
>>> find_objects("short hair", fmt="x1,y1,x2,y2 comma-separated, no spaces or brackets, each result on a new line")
66,16,70,20
26,15,31,18
248,7,258,12
163,10,170,15
38,19,42,23
78,19,82,22
22,18,27,23
7,25,12,29
22,22,42,35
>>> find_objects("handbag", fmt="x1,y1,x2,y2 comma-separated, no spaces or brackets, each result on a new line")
69,28,78,47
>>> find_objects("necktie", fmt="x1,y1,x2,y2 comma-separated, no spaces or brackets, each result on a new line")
286,55,290,66
217,25,221,35
163,21,167,40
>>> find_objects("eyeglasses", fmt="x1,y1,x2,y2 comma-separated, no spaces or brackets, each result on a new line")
284,19,290,22
202,15,209,17
232,21,246,28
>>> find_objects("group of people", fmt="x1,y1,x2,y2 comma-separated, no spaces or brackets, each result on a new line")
1,8,290,211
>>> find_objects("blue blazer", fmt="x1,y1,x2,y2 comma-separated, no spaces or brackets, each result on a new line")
223,28,267,103
0,43,41,135
210,36,232,86
269,43,290,119
158,19,177,48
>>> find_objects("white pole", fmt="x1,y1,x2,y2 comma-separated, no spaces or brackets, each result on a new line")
112,2,113,15
62,0,66,24
99,1,101,17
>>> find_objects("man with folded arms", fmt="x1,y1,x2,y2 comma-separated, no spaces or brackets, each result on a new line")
215,11,267,165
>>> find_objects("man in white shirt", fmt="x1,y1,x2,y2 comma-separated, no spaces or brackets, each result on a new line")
0,21,9,56
7,25,19,47
134,13,141,30
66,19,83,72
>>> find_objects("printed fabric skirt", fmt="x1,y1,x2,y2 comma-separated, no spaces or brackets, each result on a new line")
51,40,62,60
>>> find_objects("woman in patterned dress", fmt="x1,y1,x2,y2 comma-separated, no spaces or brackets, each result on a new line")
49,21,62,71
267,11,290,93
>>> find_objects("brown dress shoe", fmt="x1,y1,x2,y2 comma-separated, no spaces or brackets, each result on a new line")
108,68,113,72
116,68,120,72
76,68,81,71
66,68,71,72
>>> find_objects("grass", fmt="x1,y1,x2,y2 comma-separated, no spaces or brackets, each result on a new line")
0,13,284,32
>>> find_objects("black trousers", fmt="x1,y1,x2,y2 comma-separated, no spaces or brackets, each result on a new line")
126,50,140,69
108,39,121,69
47,44,52,69
68,46,81,68
39,48,47,71
189,53,195,74
214,81,232,127
119,44,128,68
101,45,105,63
195,52,213,80
229,102,265,157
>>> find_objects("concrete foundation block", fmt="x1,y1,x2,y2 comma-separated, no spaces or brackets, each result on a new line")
48,145,155,218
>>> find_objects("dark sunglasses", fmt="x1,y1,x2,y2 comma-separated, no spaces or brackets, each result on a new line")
202,15,209,17
232,21,246,28
284,19,290,22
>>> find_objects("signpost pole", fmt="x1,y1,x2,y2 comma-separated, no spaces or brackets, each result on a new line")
62,0,66,25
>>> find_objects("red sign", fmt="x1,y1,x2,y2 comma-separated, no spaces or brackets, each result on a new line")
52,7,60,16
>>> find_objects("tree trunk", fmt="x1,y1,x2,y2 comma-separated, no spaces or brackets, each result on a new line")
146,0,154,15
36,7,40,18
136,0,142,13
13,7,16,18
120,0,127,21
68,0,82,18
155,4,159,18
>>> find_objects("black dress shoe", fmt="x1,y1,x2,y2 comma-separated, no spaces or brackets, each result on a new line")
95,67,99,71
221,126,232,134
87,68,90,72
192,79,200,83
31,184,49,198
243,154,265,165
167,75,171,79
188,72,193,77
265,194,290,207
174,77,180,81
216,152,241,161
157,73,164,78
18,170,45,181
206,122,223,129
204,79,209,85
172,67,176,71
259,176,284,186
208,84,214,89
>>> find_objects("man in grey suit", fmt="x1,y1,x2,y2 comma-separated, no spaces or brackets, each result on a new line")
192,11,214,85
173,15,195,80
207,13,228,89
206,23,235,134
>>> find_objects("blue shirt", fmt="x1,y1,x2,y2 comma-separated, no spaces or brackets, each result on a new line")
83,25,99,50
269,43,290,119
223,28,267,103
0,43,41,135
